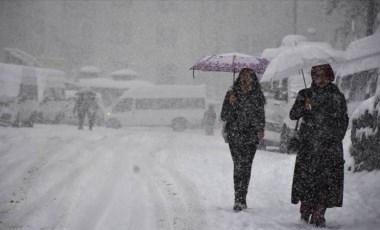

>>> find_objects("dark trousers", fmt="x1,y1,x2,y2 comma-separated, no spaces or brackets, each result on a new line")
78,111,96,129
229,142,257,204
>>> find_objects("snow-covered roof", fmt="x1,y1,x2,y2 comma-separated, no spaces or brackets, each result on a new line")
78,78,153,89
336,54,380,77
80,66,101,73
110,69,137,76
4,47,42,67
261,47,288,61
336,33,380,77
261,42,345,83
281,34,308,47
120,85,206,99
0,63,66,102
345,32,380,61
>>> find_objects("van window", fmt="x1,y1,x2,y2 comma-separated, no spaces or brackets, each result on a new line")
112,98,133,112
135,98,205,110
43,88,65,101
341,74,352,91
343,68,379,102
19,84,38,101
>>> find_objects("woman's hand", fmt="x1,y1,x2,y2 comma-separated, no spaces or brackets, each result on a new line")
305,98,312,110
229,94,237,104
258,130,265,140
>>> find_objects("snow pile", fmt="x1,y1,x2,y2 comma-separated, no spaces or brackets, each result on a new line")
345,32,380,61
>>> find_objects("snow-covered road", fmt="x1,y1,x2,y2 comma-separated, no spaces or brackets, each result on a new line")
0,125,379,230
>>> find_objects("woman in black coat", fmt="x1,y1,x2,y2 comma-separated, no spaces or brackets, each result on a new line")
221,68,266,212
289,64,349,227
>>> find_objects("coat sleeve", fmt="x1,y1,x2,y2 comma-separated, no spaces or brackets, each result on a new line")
255,98,265,131
289,89,312,120
221,90,237,122
325,92,349,143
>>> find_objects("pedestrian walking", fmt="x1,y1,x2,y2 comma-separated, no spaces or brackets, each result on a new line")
289,64,349,227
202,104,217,135
221,68,266,212
73,90,99,130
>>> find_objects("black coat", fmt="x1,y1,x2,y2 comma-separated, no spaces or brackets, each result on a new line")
221,86,265,145
290,83,349,208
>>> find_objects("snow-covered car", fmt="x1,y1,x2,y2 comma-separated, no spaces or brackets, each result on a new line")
3,99,39,127
105,85,207,131
350,89,380,172
37,99,67,124
0,106,14,126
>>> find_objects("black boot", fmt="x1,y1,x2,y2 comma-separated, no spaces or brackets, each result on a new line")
300,202,312,223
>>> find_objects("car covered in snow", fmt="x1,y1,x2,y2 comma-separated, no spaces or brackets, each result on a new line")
335,32,380,117
0,63,66,127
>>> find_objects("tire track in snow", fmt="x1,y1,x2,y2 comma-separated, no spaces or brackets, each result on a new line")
0,132,113,229
124,133,206,230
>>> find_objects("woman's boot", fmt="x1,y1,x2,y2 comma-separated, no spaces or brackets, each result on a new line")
310,205,326,227
300,202,312,223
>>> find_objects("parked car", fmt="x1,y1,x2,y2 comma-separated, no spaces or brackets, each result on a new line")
0,105,14,126
0,63,66,127
335,32,380,118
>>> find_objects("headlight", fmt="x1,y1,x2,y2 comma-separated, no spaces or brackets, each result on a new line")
106,112,112,116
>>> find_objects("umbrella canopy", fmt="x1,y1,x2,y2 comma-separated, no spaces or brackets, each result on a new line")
260,42,346,84
190,52,269,76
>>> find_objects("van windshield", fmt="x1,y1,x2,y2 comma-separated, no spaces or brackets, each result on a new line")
135,98,206,110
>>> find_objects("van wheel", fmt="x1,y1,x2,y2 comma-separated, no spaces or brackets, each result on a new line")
105,118,122,129
171,117,188,132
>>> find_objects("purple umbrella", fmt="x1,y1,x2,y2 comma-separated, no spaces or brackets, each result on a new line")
190,52,269,78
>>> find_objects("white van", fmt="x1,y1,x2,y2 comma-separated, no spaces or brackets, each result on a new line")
0,63,66,126
335,32,380,117
104,85,207,131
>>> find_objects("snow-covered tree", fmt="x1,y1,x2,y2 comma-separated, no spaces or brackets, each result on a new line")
320,0,380,44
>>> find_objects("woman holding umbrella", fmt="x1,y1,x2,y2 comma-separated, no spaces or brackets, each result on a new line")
289,64,349,227
221,68,266,212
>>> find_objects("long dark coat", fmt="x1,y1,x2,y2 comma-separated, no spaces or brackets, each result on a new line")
290,83,349,208
221,85,265,145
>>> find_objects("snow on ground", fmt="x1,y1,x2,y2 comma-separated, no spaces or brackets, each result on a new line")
0,125,379,230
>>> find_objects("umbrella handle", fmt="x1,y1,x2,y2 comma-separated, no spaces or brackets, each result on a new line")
301,69,307,89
